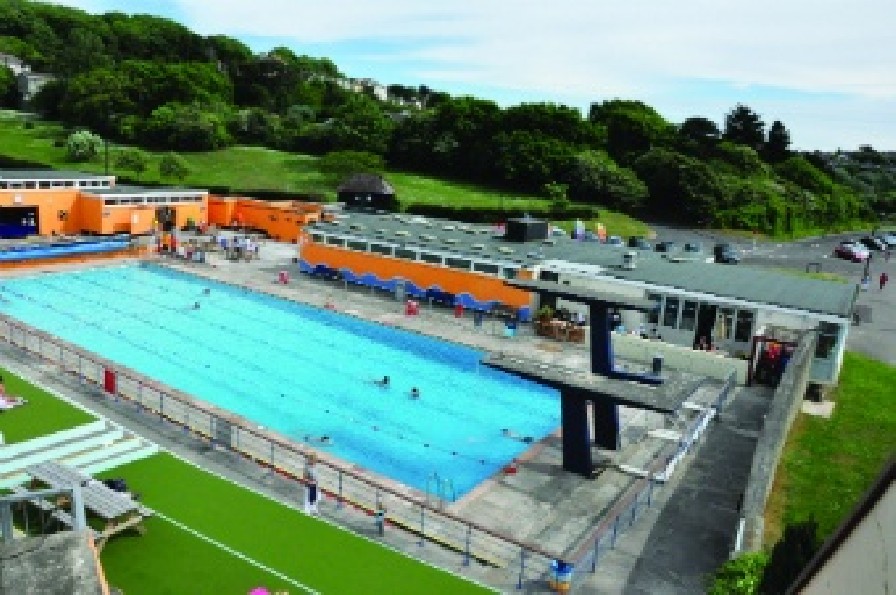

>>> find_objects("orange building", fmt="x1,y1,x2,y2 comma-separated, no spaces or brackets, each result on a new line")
0,170,207,237
206,196,323,242
0,170,325,241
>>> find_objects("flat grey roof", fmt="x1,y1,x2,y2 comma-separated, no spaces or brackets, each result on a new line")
0,170,113,180
506,279,656,312
483,352,704,414
82,185,207,196
307,211,857,318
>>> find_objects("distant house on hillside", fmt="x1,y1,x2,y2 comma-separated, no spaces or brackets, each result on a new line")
0,53,30,76
17,72,56,105
337,173,397,211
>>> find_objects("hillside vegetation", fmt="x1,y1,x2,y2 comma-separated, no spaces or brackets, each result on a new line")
0,0,888,236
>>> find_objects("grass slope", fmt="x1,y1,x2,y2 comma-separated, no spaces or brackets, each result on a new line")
0,114,648,235
98,453,491,595
0,367,95,442
763,351,896,544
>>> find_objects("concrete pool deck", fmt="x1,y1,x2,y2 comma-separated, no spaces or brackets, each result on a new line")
0,241,772,593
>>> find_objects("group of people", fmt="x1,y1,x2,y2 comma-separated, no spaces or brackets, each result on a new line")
374,376,420,399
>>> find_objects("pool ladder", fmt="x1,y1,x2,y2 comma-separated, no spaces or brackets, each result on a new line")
425,473,456,509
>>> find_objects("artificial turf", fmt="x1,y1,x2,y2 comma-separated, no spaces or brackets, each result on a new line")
97,453,493,594
0,367,95,443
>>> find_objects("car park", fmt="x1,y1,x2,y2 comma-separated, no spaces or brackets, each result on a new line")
833,241,870,262
713,243,741,264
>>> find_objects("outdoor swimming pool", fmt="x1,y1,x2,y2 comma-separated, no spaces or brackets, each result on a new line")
0,264,559,496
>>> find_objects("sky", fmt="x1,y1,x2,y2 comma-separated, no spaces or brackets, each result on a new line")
47,0,896,150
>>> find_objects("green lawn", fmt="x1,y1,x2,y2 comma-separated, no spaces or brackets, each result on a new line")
764,352,896,544
97,453,491,594
0,367,95,442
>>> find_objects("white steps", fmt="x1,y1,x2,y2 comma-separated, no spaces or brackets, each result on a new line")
0,421,159,490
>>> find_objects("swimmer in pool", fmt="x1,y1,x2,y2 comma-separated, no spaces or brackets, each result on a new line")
373,375,390,388
203,288,211,295
410,387,420,399
192,301,200,310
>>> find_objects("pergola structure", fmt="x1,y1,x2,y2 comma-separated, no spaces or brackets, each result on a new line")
483,279,704,476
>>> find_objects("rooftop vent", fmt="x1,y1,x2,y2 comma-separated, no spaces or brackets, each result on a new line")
348,223,365,231
471,243,485,251
395,230,410,237
443,238,458,245
622,251,638,270
480,228,492,235
442,225,456,231
419,234,436,242
458,225,471,232
542,238,556,246
423,221,434,228
374,228,387,236
464,228,478,235
497,246,514,254
392,214,404,221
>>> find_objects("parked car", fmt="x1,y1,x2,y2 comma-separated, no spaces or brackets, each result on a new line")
627,236,652,250
833,241,870,262
713,243,741,264
873,232,896,248
605,235,624,247
683,242,702,253
858,236,886,251
654,241,676,253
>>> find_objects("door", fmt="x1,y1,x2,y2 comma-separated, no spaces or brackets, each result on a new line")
155,206,175,232
695,303,717,349
0,206,38,238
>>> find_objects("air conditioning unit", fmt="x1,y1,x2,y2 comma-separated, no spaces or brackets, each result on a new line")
395,230,409,237
442,225,456,231
444,238,458,245
471,243,485,251
498,246,514,254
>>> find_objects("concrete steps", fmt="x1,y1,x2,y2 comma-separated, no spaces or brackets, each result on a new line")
0,421,159,490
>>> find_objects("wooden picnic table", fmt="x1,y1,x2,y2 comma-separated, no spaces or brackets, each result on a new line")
25,461,151,551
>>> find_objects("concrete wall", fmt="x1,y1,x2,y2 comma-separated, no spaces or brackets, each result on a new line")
739,331,817,552
612,332,748,383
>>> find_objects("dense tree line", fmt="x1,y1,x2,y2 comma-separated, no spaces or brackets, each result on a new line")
0,0,878,234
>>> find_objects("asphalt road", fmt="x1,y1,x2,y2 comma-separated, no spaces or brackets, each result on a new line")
646,225,896,366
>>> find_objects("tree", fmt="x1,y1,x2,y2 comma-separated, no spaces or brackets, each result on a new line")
708,551,769,595
568,150,647,210
159,151,190,181
114,148,149,174
724,104,765,150
65,129,102,162
763,120,791,163
589,100,672,163
544,181,570,214
0,65,16,107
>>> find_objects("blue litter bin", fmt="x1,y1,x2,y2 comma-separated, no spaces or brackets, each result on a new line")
549,560,573,592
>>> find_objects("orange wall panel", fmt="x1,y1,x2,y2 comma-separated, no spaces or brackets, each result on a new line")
0,189,79,236
207,197,236,227
301,243,531,307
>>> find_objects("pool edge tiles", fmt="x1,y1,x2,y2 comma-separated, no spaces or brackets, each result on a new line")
0,263,561,498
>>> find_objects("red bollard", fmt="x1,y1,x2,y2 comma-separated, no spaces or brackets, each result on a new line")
454,303,464,318
278,270,289,284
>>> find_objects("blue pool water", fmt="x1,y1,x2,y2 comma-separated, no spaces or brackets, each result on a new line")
0,264,559,496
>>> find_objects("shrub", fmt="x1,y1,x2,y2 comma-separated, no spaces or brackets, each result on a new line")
65,129,103,162
159,152,190,181
115,148,149,174
707,551,769,595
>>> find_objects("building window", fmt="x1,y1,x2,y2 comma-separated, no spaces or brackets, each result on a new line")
473,262,500,275
502,267,518,280
734,310,754,342
647,293,662,325
370,243,393,256
680,300,697,331
325,236,344,247
445,257,471,270
716,308,734,340
395,248,417,260
815,322,840,359
346,240,367,251
663,297,679,328
539,269,559,282
310,233,324,243
420,252,442,265
39,181,51,189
